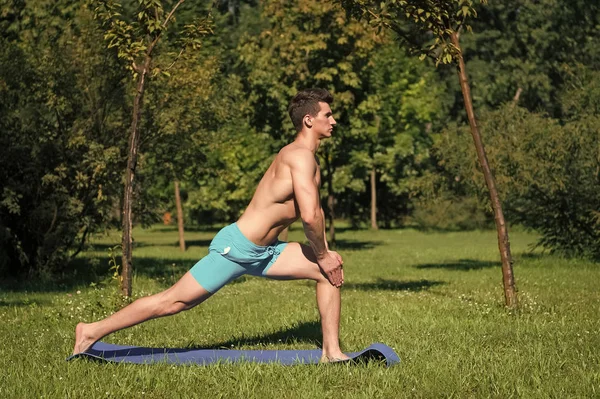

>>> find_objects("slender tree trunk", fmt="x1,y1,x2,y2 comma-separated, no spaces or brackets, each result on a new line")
512,87,523,106
370,167,378,230
451,32,518,309
174,180,186,251
119,0,185,297
121,55,152,297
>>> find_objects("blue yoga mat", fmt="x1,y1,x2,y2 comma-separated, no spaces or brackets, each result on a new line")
67,342,400,367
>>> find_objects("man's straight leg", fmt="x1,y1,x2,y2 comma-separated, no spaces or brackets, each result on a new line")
265,243,348,361
73,272,212,354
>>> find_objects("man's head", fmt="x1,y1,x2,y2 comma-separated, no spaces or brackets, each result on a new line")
288,88,336,136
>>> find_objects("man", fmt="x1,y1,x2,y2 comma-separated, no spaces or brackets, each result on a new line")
73,88,348,362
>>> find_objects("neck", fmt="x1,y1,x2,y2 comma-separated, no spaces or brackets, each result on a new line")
294,131,320,154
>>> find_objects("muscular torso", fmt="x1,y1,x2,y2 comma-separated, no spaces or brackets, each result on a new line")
236,143,321,245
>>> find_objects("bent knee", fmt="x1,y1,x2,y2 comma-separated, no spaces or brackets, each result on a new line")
314,270,329,283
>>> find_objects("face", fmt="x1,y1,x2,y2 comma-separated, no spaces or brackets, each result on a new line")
307,102,336,138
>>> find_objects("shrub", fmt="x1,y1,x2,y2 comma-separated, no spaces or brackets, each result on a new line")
434,104,600,259
410,196,490,231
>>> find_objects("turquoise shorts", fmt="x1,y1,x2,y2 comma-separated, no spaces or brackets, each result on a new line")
189,223,288,293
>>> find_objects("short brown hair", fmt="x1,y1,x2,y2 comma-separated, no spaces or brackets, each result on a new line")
288,88,333,132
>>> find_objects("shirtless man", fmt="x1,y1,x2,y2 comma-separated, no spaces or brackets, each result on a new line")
73,88,348,362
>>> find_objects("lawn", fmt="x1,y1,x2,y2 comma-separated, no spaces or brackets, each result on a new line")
1,225,598,398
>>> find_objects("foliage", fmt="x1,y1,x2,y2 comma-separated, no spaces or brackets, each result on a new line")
2,0,600,274
410,196,489,231
94,0,213,79
126,2,271,225
461,0,600,116
0,1,128,277
236,0,384,137
341,42,449,225
337,0,488,65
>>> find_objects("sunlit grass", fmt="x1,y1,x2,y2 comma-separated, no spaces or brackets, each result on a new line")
1,225,598,398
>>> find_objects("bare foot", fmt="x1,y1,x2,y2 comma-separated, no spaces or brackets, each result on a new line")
73,322,97,355
320,352,351,363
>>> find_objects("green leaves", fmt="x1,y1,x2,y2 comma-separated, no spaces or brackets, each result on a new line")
94,0,212,77
1,188,23,216
95,0,145,75
180,17,213,51
336,0,487,66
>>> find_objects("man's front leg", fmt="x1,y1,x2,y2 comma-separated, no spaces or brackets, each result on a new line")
265,242,349,361
316,278,349,362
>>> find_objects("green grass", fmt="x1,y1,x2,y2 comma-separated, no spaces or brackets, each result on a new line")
1,225,599,398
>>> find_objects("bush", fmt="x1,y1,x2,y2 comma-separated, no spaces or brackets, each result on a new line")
411,196,490,231
434,104,600,259
0,5,127,277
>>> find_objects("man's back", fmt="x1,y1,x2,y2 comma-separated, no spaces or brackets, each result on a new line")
236,143,320,245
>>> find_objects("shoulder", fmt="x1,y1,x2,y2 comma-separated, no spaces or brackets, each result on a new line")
281,145,317,172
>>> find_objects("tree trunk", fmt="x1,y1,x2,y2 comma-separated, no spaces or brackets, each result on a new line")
451,32,518,309
512,87,523,106
370,167,378,230
119,0,185,297
174,180,186,251
120,55,152,297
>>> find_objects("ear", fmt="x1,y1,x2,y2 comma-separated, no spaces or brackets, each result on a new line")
303,115,313,128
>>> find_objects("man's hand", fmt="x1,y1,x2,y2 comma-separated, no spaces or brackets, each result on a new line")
317,250,344,287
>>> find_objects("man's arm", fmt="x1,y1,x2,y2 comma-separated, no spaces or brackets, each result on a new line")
289,150,342,286
289,150,327,258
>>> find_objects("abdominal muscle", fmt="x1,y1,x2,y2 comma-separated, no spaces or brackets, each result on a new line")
236,151,301,246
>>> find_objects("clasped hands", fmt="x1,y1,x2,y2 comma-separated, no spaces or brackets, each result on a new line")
317,250,344,287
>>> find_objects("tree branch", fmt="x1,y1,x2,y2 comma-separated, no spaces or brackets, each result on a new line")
70,226,90,260
165,48,185,71
145,0,186,64
163,0,186,28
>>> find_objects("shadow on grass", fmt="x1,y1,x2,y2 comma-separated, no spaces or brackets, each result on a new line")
126,257,195,279
0,298,50,307
172,226,225,233
194,320,323,349
0,256,197,293
517,252,547,260
410,225,494,234
175,239,212,248
415,259,500,270
332,239,383,250
86,242,158,252
344,278,445,291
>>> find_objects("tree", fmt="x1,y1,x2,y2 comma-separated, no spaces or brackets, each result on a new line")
344,42,447,228
95,0,211,296
435,69,600,259
0,0,128,278
338,0,518,308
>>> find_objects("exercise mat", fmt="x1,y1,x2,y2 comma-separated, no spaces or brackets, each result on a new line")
68,342,400,367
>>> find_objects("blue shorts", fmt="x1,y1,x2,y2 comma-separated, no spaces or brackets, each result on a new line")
189,223,288,293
